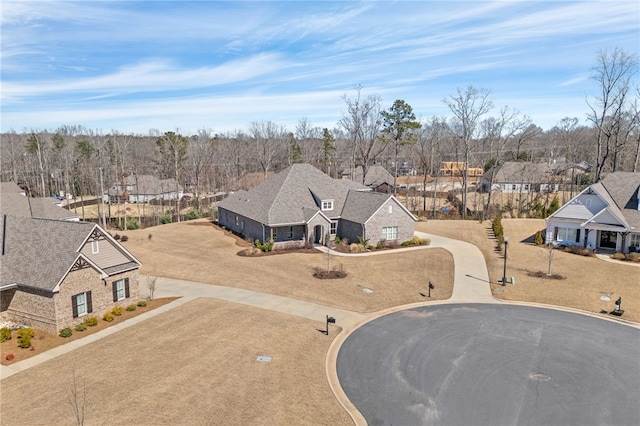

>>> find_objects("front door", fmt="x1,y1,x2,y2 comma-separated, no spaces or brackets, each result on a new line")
314,225,323,244
599,231,617,249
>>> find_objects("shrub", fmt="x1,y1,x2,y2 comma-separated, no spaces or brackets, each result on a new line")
112,306,123,316
137,300,147,307
492,215,504,240
401,240,413,247
420,238,431,246
376,243,383,249
350,243,366,253
84,316,98,327
334,236,341,244
59,327,73,338
113,233,121,240
18,334,32,348
120,235,129,242
534,230,544,246
0,326,12,343
75,323,87,332
254,239,274,252
412,235,421,245
125,218,139,230
103,312,114,322
611,253,625,260
160,212,172,224
625,253,640,262
357,236,370,247
186,209,199,220
126,304,136,312
17,327,34,339
148,233,152,240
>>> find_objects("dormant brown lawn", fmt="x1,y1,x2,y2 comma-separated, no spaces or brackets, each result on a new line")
416,219,639,324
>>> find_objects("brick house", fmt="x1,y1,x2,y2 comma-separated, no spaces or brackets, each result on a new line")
218,163,416,248
0,215,141,334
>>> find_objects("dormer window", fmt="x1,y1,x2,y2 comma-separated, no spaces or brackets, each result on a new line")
321,200,334,211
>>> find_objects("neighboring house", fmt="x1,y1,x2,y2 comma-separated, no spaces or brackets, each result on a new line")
0,182,80,221
218,163,416,248
0,215,141,334
106,175,183,203
481,162,559,193
344,165,395,192
440,162,483,178
545,172,640,253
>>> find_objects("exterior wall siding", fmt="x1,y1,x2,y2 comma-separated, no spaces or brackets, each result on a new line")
338,220,364,244
81,237,131,269
218,208,264,243
365,199,415,244
1,288,16,312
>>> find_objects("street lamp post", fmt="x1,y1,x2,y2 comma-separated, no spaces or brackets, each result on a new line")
502,236,509,286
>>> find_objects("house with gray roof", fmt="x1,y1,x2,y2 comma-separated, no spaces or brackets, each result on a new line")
545,172,640,253
481,162,559,193
0,215,141,334
106,175,183,203
218,163,416,248
343,165,395,193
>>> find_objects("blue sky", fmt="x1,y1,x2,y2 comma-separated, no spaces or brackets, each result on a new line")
1,0,638,135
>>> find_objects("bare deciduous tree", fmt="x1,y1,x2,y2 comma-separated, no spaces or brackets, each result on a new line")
587,48,638,182
443,86,493,219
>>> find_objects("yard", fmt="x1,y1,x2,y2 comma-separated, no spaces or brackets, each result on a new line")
1,217,636,425
416,219,640,324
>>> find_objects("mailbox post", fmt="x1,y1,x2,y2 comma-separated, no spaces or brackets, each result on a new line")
325,315,336,335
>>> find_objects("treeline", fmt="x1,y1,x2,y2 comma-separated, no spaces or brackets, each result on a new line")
1,49,637,215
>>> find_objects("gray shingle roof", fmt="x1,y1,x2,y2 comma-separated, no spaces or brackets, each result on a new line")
0,192,79,220
600,172,640,230
218,163,375,226
484,162,554,183
341,191,391,223
0,215,140,291
0,215,95,291
353,165,395,187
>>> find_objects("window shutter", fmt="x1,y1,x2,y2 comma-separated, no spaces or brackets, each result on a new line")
72,295,78,318
112,282,118,302
125,278,130,298
86,291,93,313
576,229,581,243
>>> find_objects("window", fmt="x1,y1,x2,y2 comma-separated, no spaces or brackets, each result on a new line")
630,234,640,247
91,240,99,254
585,198,592,207
382,226,398,240
388,205,393,214
512,184,517,191
271,228,277,240
112,278,130,302
330,222,337,235
72,291,92,318
287,226,294,239
523,184,530,191
321,200,334,211
557,227,578,242
235,216,239,226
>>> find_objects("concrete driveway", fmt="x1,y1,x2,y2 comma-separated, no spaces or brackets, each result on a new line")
336,304,640,426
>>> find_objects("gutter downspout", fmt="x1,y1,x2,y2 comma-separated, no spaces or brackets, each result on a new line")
2,214,6,255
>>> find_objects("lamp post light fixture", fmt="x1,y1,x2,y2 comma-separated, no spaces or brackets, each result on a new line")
502,236,509,286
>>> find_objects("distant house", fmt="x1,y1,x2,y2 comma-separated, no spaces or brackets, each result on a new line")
481,162,559,193
218,163,416,248
0,181,79,221
545,172,640,253
343,165,395,193
440,162,483,178
106,175,183,203
0,215,141,334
